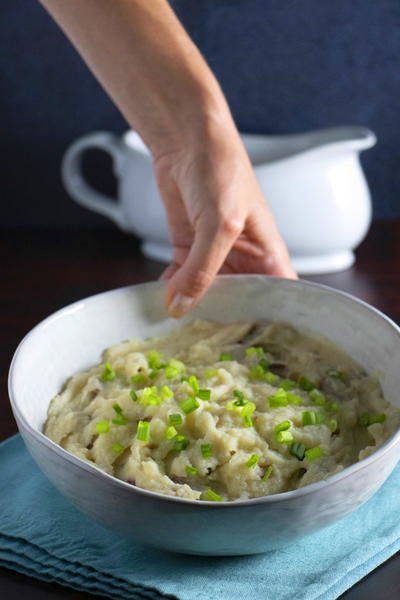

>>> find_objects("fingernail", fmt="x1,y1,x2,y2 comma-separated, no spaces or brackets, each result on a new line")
168,293,194,318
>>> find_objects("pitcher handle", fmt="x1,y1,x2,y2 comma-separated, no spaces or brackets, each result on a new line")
61,132,127,228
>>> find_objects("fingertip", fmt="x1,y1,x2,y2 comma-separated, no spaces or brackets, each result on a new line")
167,292,195,319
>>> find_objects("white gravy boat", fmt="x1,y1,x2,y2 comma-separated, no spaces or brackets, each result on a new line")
62,126,376,274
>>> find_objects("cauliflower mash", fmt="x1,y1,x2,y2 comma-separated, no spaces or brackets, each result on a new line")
43,320,400,502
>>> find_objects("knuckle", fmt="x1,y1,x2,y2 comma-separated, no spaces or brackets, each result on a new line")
215,212,244,237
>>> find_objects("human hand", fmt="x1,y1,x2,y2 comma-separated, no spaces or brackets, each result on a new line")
154,122,297,318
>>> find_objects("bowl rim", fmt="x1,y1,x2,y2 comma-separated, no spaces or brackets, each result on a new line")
8,275,400,507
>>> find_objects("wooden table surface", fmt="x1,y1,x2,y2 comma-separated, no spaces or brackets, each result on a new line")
1,224,400,599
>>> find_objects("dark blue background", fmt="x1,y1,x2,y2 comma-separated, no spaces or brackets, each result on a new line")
1,0,399,227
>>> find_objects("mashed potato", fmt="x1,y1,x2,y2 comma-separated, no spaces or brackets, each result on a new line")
43,320,400,501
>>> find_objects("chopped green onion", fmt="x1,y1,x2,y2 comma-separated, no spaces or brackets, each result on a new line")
246,346,264,357
309,389,327,406
359,413,386,426
264,371,279,384
204,369,218,379
149,369,159,380
246,454,260,468
101,362,116,382
112,414,129,426
315,412,326,424
299,376,316,391
276,430,294,443
180,397,200,414
140,386,161,406
219,352,233,361
327,402,340,412
112,442,124,453
280,380,295,391
161,385,173,399
268,389,288,407
164,366,179,379
169,413,183,426
258,358,270,371
233,390,245,402
262,465,273,481
136,420,150,442
205,489,222,502
329,419,338,432
130,389,138,402
197,389,211,401
327,369,344,379
234,397,247,407
201,443,213,458
305,445,323,461
302,411,317,425
274,420,291,434
287,392,302,405
131,373,146,385
241,401,256,417
95,420,109,434
187,375,199,394
165,425,177,440
113,403,123,414
249,364,265,380
173,435,189,451
185,465,198,475
290,442,305,460
243,415,253,427
165,358,185,379
147,350,162,369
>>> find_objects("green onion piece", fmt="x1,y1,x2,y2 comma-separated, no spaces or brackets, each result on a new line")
233,390,245,402
299,376,316,391
169,358,185,372
147,350,162,369
101,362,116,382
140,386,161,406
112,414,129,426
95,420,109,434
262,465,273,481
309,389,327,406
241,401,256,417
264,371,279,384
180,397,200,414
305,445,323,461
130,389,138,402
234,397,248,407
243,415,253,427
204,369,218,379
131,373,146,385
258,357,271,371
180,376,189,382
164,366,179,379
302,411,317,426
327,368,344,379
290,442,305,460
246,454,260,468
185,465,198,475
149,369,159,380
113,403,123,414
359,413,386,426
329,419,338,432
205,489,222,502
246,346,264,357
169,413,183,426
201,443,213,458
287,392,302,405
219,352,233,361
274,420,291,434
112,442,124,453
268,389,288,408
161,385,173,398
197,389,211,401
165,425,178,440
276,430,294,443
187,375,199,394
249,364,265,380
327,402,340,412
136,420,150,442
280,380,295,391
173,435,189,451
315,412,326,424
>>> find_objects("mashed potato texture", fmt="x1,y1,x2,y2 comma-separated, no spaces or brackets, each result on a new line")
43,320,400,501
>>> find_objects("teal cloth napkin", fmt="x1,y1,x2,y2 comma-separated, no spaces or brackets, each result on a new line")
1,435,399,600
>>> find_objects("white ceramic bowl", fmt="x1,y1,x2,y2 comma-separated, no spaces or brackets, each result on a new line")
8,276,400,555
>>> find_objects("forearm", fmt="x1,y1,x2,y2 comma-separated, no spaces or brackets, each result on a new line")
39,0,234,157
